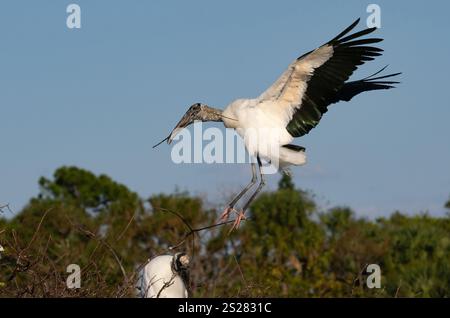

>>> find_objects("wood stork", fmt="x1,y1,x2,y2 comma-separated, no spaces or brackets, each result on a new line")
154,18,400,231
137,253,190,298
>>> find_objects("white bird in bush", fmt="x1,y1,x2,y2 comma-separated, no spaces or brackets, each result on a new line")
154,18,400,231
137,253,190,298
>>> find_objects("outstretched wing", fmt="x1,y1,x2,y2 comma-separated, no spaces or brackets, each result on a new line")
257,18,385,137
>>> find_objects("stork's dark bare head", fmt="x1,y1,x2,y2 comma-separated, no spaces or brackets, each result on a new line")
177,103,205,127
167,103,207,144
173,252,190,272
153,103,224,148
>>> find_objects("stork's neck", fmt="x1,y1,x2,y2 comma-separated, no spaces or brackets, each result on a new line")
203,105,224,122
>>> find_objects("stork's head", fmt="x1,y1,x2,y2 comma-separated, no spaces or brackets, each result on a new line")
167,103,205,143
173,252,190,272
153,103,223,148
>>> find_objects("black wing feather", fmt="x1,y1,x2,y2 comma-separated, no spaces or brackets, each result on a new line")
286,19,395,138
330,67,401,103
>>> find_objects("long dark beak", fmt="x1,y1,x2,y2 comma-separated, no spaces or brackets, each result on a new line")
153,112,193,148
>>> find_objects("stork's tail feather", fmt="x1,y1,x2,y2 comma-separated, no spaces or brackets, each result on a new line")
279,144,307,168
331,66,402,103
282,144,306,152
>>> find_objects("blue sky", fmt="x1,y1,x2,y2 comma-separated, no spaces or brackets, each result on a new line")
0,1,449,218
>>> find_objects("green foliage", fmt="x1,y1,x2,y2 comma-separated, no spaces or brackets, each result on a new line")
1,166,449,297
237,187,330,296
379,213,450,297
320,207,354,237
37,166,139,213
278,173,295,190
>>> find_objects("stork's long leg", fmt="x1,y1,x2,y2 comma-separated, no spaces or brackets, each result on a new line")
219,162,257,221
229,156,266,232
242,157,266,212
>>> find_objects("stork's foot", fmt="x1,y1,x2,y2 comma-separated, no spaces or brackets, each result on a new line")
228,210,247,234
219,206,235,222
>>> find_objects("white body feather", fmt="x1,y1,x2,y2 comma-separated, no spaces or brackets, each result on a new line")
223,98,307,169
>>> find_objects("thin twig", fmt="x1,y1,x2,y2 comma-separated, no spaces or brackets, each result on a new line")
67,218,129,285
7,208,52,282
154,207,195,234
115,213,135,242
233,255,247,288
153,206,199,256
156,273,176,298
394,284,401,298
153,206,249,251
169,219,236,250
0,204,12,214
24,208,52,252
351,263,369,296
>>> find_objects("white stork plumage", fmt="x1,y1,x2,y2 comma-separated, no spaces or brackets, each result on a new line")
137,253,190,298
154,18,400,231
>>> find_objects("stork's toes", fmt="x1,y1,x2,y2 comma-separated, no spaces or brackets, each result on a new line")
228,210,247,234
219,206,234,222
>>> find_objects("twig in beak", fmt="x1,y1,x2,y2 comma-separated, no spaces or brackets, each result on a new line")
152,136,170,148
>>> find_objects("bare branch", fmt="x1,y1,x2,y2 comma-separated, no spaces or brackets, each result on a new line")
0,203,12,214
169,219,237,250
153,206,242,251
67,218,129,285
115,213,135,242
156,273,176,298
